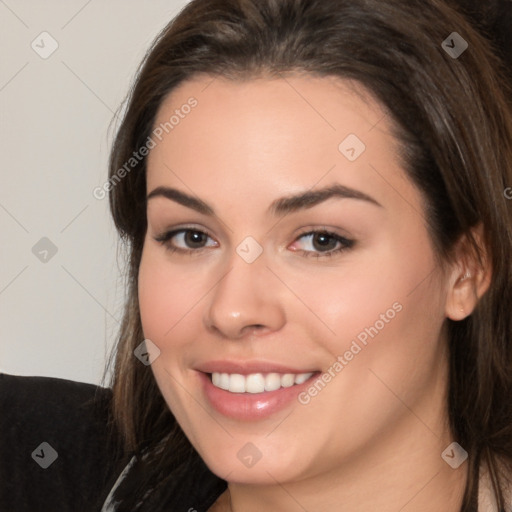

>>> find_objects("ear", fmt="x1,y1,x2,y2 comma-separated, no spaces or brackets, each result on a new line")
445,224,492,321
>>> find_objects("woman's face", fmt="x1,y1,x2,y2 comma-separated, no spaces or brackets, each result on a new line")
139,75,453,485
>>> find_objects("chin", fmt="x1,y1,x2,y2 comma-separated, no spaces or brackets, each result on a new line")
194,436,315,486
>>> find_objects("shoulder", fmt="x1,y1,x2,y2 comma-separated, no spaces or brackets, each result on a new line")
0,373,126,512
0,371,109,408
0,372,114,448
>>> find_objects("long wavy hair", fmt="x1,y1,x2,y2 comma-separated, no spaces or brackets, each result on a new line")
102,0,512,510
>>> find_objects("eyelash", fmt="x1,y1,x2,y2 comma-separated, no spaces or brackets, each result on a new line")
153,226,354,259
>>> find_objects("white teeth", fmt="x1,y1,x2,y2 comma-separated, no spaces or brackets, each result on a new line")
281,374,295,387
246,373,265,393
219,373,230,390
294,373,311,385
265,373,281,392
211,371,314,393
229,373,246,393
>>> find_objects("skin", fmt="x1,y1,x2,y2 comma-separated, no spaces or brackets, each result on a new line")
138,74,489,511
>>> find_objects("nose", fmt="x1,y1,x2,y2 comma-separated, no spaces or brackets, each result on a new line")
203,250,286,340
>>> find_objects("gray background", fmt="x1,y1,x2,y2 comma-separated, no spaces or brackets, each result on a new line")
0,0,189,385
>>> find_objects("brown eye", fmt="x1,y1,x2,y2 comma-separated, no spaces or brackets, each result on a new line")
154,228,217,254
183,230,208,248
292,230,354,259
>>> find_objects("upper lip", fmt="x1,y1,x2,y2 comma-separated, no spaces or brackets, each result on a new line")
195,360,318,375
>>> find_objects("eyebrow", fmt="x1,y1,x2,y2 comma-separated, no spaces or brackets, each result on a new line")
146,183,382,216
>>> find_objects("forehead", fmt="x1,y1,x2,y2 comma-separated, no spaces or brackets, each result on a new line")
145,74,415,217
151,74,390,144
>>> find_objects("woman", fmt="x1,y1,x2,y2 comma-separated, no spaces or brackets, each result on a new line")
101,0,512,510
2,0,511,511
93,1,512,511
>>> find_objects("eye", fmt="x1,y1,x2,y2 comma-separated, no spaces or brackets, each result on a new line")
290,229,354,259
153,227,354,259
153,227,217,255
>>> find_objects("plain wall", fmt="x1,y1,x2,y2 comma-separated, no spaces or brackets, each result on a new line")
0,0,190,385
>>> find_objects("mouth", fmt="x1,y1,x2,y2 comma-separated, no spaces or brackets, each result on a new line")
196,364,321,421
209,371,315,393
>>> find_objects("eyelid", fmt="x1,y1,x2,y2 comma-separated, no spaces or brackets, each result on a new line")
294,225,352,240
153,224,354,258
153,224,218,246
290,227,354,257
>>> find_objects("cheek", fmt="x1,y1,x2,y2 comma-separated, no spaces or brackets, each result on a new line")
290,245,431,341
309,241,446,376
137,249,198,409
138,257,167,340
138,246,195,343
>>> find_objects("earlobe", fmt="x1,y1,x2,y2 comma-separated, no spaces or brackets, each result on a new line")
444,227,492,321
445,270,476,321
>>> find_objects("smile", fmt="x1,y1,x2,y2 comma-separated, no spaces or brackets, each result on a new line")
197,366,320,420
210,371,315,393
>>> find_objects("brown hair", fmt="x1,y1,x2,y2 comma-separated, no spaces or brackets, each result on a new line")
103,0,512,509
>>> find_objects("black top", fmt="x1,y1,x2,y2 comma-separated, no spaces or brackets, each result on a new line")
0,373,226,512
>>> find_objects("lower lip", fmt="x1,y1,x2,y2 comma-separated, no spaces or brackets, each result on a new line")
198,371,318,421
